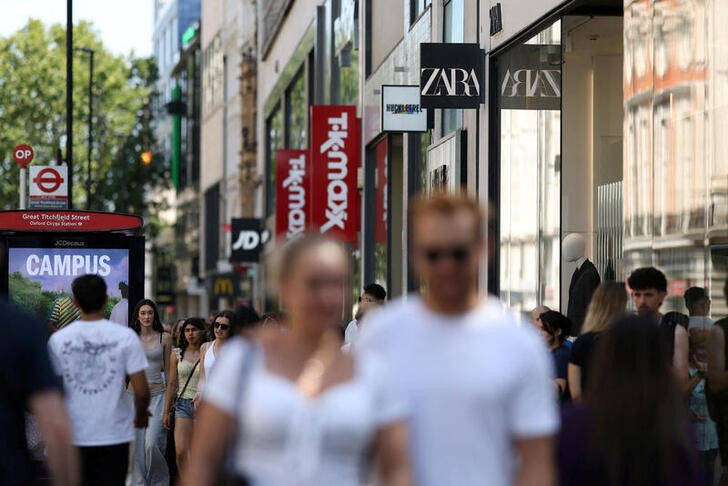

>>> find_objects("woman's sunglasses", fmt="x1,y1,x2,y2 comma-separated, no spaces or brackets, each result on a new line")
214,322,230,331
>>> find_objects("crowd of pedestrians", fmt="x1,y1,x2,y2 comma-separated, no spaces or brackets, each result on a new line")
10,191,728,485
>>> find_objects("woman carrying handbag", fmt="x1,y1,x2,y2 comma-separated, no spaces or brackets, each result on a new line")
163,317,206,478
182,236,411,486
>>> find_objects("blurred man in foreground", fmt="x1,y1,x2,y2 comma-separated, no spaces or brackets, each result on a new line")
0,300,78,486
358,193,558,486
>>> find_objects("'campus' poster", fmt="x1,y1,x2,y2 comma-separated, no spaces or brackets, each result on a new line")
8,248,130,323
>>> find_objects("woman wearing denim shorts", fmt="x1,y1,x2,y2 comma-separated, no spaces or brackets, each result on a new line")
163,317,206,479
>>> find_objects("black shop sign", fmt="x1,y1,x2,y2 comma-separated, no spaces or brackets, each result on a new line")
230,218,269,263
419,43,485,109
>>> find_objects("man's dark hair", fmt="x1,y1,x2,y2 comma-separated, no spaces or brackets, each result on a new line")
71,275,108,313
362,283,387,302
627,267,667,293
684,287,709,313
232,305,261,333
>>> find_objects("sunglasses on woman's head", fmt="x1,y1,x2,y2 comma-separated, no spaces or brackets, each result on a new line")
214,322,230,331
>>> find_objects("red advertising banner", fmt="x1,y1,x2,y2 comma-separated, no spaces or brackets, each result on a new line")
275,150,311,241
375,138,388,244
0,211,143,232
310,105,360,243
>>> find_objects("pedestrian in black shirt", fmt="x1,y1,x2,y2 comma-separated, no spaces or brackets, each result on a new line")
0,300,78,485
569,282,627,401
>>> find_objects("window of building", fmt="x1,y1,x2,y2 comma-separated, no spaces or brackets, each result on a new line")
410,0,432,24
442,0,464,135
202,33,223,116
265,107,283,217
285,68,307,149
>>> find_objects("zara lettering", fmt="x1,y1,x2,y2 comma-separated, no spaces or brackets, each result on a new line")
319,112,349,233
420,68,481,97
500,68,561,98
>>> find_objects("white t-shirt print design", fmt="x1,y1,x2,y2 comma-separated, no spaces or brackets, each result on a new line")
49,319,148,446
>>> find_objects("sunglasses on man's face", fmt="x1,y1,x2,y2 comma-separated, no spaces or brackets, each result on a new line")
420,245,471,263
214,322,230,331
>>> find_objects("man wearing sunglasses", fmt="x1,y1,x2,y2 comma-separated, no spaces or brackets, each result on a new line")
358,193,558,486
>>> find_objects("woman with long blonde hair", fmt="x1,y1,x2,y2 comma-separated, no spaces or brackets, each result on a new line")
568,282,628,401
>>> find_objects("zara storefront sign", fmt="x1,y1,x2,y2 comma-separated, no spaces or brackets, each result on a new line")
497,44,562,110
275,150,310,241
310,105,360,243
419,43,485,109
381,85,428,132
230,218,269,263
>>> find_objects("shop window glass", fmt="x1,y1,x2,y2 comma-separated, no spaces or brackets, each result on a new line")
265,107,283,217
495,20,561,312
374,138,389,287
411,0,431,24
442,0,464,135
286,69,307,149
624,0,721,314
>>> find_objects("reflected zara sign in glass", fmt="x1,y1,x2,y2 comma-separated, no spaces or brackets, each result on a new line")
380,85,428,133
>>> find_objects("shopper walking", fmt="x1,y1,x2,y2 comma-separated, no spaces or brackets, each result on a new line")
708,317,728,485
568,282,627,401
183,235,410,486
358,193,558,486
344,283,387,347
163,317,205,475
628,267,690,392
688,334,719,486
129,299,172,486
536,311,572,401
2,300,78,486
558,315,705,486
48,275,150,486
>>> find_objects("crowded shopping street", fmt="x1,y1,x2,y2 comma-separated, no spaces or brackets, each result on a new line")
3,0,728,485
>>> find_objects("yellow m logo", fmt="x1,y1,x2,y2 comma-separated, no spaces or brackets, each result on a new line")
213,278,234,295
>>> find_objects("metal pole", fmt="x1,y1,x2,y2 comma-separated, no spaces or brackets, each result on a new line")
19,168,26,209
66,0,73,209
86,49,93,210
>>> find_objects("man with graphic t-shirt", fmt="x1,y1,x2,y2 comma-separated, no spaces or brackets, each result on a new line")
358,194,559,486
49,275,150,486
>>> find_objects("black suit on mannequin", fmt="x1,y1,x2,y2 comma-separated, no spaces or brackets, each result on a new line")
567,259,601,335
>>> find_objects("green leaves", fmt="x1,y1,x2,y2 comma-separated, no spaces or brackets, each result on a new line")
0,19,162,217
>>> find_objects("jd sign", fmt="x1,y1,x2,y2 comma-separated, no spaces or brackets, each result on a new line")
230,218,268,263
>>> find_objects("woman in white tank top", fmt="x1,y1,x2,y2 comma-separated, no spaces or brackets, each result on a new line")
182,236,411,486
130,298,172,486
197,310,234,399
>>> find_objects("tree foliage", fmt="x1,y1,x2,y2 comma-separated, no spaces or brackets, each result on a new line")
0,19,167,216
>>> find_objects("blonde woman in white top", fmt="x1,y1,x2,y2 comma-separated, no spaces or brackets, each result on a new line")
182,235,411,486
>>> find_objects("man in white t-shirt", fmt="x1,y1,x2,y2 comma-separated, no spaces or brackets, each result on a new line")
358,193,559,486
48,275,150,486
344,283,387,348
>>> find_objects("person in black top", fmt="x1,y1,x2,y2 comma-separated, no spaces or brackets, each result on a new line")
0,299,78,486
568,282,628,401
628,267,691,393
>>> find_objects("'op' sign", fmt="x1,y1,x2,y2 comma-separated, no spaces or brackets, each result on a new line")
13,144,34,168
29,166,69,210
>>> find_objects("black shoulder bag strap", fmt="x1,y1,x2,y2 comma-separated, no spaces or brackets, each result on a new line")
174,358,200,405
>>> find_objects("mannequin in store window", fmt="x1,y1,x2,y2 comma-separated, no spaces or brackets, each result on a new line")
564,233,601,336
